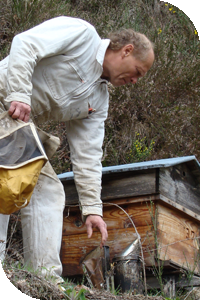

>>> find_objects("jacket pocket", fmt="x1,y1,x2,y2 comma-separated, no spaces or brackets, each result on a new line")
69,99,89,120
58,98,89,121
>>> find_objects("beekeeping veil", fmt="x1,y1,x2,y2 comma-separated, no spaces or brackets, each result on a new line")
0,112,48,214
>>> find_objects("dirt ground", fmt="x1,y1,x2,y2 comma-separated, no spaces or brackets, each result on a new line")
78,287,164,300
4,265,165,300
4,265,200,300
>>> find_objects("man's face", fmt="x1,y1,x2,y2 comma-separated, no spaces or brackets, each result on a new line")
103,44,154,87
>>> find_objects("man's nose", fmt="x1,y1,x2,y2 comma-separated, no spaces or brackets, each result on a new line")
131,77,137,84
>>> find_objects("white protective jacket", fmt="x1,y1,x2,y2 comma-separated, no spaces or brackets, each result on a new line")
0,16,110,219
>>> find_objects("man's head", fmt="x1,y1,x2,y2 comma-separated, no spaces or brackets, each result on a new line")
102,29,154,87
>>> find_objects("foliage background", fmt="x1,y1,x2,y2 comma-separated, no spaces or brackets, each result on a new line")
0,0,199,174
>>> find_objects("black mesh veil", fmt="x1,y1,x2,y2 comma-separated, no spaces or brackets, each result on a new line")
0,113,48,168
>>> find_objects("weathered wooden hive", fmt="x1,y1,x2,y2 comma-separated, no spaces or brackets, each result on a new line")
58,156,200,289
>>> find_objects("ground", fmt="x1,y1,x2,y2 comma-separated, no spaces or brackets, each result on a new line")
4,266,200,300
3,265,165,300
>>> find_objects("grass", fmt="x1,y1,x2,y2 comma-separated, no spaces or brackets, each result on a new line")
3,261,86,300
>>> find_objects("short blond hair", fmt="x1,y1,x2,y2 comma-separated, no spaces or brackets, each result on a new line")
107,28,154,61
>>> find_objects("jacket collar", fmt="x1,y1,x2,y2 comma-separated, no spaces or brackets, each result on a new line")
96,39,110,66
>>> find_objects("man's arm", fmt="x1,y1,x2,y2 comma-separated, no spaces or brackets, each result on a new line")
5,16,94,108
65,85,109,246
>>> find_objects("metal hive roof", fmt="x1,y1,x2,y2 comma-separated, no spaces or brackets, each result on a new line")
58,155,200,181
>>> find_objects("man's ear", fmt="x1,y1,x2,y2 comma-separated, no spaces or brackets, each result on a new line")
122,44,134,58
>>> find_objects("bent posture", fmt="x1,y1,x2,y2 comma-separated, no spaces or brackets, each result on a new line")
0,16,154,282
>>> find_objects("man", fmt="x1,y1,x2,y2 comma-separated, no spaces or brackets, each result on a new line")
0,16,154,282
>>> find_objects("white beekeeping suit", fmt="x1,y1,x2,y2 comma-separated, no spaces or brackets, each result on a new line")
0,16,110,282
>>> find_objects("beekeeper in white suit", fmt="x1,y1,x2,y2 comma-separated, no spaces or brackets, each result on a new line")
0,16,154,282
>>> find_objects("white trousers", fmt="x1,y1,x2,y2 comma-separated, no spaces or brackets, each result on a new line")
0,161,65,282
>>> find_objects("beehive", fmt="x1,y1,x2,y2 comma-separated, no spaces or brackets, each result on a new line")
59,156,200,284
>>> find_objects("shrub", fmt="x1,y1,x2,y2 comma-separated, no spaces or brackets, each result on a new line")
0,0,199,173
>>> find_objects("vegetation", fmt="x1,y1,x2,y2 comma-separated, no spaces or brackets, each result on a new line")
0,0,200,299
0,0,199,174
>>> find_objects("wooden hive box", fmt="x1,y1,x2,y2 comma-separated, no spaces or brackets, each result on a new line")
58,156,200,282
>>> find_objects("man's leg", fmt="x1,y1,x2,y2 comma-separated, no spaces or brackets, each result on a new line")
21,161,65,282
0,214,10,261
0,88,10,262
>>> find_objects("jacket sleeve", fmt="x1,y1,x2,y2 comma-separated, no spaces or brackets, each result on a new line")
5,17,96,106
65,85,109,220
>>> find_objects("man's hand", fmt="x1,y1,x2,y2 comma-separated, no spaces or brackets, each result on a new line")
8,101,31,122
85,215,108,248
